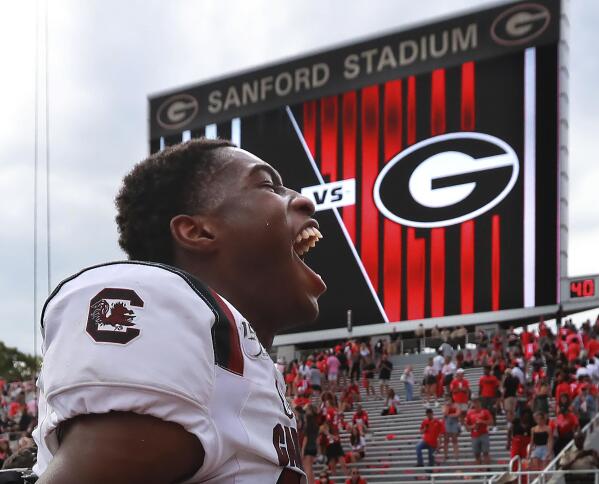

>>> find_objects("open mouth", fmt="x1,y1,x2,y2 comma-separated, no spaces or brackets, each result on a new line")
293,226,323,260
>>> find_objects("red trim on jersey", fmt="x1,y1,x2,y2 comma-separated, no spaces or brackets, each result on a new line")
361,85,379,291
209,290,244,376
320,96,338,182
342,91,357,244
383,80,402,321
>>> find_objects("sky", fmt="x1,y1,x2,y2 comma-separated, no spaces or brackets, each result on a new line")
1,0,598,354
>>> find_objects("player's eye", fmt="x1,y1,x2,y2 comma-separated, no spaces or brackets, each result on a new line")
261,181,276,192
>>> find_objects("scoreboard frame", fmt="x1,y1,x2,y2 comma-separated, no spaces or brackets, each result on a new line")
148,0,577,344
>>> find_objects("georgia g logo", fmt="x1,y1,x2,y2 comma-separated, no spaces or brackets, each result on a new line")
373,132,519,228
491,2,551,46
86,288,144,344
156,94,198,130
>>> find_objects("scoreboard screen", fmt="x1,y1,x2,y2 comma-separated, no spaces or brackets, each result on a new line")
149,0,565,337
570,279,596,299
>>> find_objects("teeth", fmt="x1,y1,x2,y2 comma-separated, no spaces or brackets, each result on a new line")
293,226,323,258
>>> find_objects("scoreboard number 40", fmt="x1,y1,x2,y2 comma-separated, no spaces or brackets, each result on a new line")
570,279,596,299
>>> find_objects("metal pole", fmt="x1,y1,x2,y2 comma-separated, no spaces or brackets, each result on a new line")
33,0,40,361
45,0,52,295
346,309,352,334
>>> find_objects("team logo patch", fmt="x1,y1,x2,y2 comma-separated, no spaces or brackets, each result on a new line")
240,320,269,359
86,288,144,345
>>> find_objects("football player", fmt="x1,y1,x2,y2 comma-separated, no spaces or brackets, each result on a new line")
33,138,327,483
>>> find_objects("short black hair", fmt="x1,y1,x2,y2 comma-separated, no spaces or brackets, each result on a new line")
115,138,235,264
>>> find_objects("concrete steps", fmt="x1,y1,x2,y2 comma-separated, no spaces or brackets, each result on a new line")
305,358,546,483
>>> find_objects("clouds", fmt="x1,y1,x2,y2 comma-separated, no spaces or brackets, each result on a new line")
1,0,598,353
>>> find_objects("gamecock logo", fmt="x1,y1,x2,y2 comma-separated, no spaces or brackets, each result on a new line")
86,288,144,344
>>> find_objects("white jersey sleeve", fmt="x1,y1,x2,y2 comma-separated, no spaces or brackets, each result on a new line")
34,262,223,479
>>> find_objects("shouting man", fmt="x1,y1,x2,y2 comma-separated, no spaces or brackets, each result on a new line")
33,139,327,483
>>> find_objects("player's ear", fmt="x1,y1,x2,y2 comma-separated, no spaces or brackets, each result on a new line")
170,214,217,254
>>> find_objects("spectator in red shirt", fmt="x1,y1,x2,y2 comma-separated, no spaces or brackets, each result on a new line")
450,369,470,426
347,379,361,401
555,372,573,412
586,335,599,359
339,387,355,413
479,366,500,431
509,408,533,463
321,422,348,476
352,404,369,433
465,397,494,467
416,408,445,470
315,470,332,484
555,403,579,456
567,338,582,363
345,468,367,484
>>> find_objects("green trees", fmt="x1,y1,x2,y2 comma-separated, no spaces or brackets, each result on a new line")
0,341,40,382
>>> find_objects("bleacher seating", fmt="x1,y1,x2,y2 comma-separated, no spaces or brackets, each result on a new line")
311,354,547,483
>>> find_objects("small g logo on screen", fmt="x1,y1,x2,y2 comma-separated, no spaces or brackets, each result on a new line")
156,94,198,130
491,3,551,46
373,132,519,228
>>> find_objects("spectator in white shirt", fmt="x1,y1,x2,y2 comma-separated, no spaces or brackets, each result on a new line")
439,341,455,358
433,352,445,375
586,358,599,384
511,362,525,386
442,356,457,395
275,358,286,375
402,365,415,402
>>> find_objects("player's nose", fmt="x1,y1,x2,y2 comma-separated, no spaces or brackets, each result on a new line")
289,190,316,217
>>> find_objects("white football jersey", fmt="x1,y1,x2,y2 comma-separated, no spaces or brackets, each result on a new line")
33,261,306,483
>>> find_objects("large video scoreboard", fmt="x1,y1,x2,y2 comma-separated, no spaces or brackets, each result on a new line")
149,0,569,342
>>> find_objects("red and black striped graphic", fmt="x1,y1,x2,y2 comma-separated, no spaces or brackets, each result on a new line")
160,46,558,331
297,54,530,323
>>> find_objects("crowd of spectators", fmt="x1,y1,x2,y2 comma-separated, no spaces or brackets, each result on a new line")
411,316,599,477
2,316,599,481
0,380,37,470
280,316,599,482
279,336,402,483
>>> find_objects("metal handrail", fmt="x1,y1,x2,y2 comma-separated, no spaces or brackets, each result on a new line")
326,469,599,483
530,411,599,484
508,455,522,484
